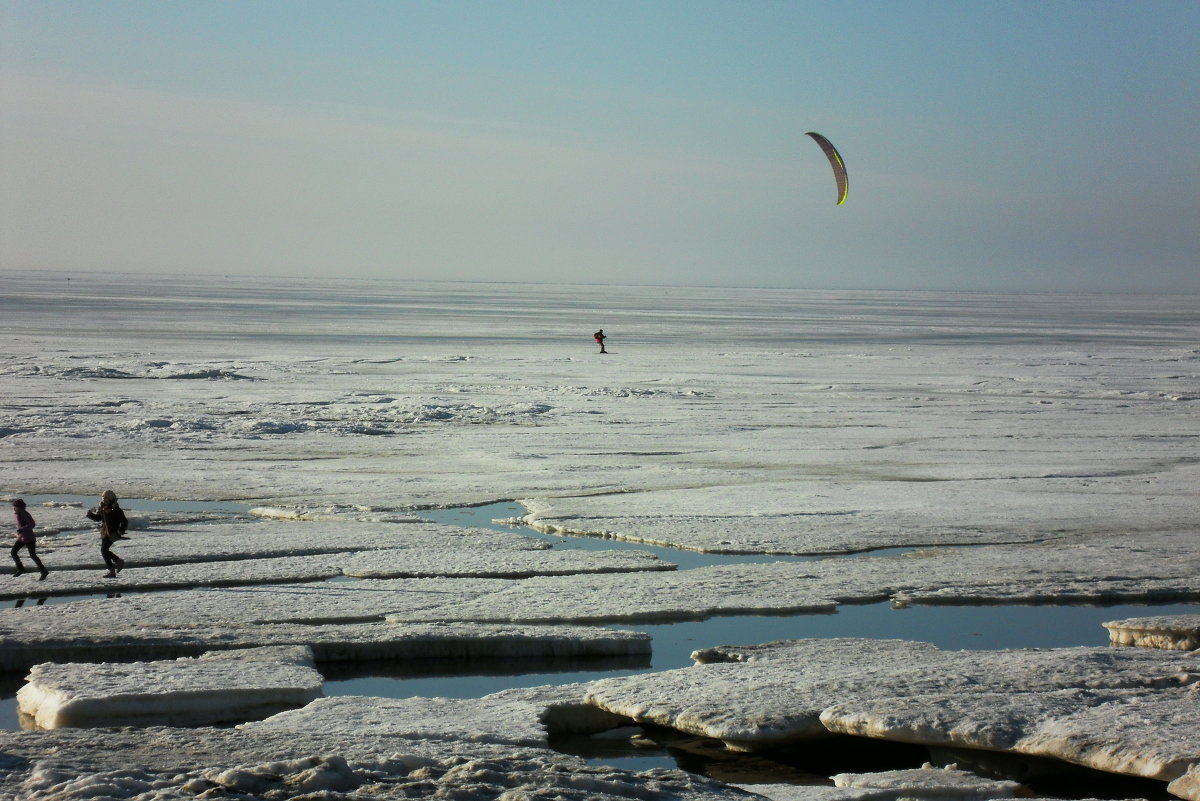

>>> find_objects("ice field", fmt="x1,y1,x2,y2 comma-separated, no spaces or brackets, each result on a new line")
1,270,1199,800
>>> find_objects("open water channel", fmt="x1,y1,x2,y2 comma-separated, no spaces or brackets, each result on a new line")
3,498,1196,793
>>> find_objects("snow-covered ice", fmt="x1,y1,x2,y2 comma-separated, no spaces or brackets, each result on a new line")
17,645,322,729
341,544,672,579
739,764,1026,801
0,538,670,600
830,764,1025,800
2,517,549,579
585,638,1199,783
1173,763,1200,801
378,533,1200,624
2,272,1200,799
1105,614,1200,651
0,609,650,674
241,684,619,748
3,661,1191,801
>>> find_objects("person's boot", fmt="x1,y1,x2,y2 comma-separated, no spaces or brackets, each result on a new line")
39,567,49,581
12,563,24,577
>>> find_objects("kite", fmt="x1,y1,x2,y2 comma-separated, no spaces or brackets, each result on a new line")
804,131,848,206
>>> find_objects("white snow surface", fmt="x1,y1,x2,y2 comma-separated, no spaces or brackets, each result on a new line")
3,273,1200,799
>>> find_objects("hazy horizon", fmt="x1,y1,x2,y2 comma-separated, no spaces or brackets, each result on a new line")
9,264,1200,302
3,1,1197,294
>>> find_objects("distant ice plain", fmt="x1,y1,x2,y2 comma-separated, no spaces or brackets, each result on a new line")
2,271,1199,799
4,270,1198,546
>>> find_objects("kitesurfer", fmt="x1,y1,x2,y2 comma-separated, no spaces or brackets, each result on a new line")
594,329,607,354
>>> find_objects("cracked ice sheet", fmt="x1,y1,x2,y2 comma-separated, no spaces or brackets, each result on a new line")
883,531,1200,605
821,687,1200,785
0,677,1042,801
383,532,1200,625
388,563,842,625
0,653,720,801
584,638,1199,778
17,646,322,729
0,582,651,673
0,546,671,600
0,620,650,675
20,517,547,574
520,468,1200,556
2,530,1196,668
37,527,1172,630
242,685,601,749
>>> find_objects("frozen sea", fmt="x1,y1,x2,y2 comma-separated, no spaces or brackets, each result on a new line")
1,270,1199,798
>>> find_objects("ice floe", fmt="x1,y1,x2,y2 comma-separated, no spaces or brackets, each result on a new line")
1172,763,1200,801
10,517,546,576
17,646,322,729
1105,614,1200,651
829,764,1025,800
0,544,670,600
0,611,650,674
341,546,672,579
242,685,601,748
585,638,1199,785
380,533,1200,624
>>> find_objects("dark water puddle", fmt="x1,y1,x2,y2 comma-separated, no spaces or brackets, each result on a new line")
7,591,133,608
319,601,1200,700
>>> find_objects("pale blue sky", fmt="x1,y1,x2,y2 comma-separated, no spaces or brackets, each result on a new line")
2,1,1197,291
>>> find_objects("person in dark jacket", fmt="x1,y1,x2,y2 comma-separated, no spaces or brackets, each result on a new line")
593,329,607,354
86,489,127,578
11,499,49,580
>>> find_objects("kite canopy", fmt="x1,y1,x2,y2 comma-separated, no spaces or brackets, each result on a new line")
805,131,848,206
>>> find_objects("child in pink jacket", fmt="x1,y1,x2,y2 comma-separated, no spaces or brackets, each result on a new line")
11,499,49,580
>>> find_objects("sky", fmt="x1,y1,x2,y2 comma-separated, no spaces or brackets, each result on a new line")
1,1,1197,292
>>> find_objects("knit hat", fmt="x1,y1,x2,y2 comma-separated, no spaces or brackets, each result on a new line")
11,499,25,509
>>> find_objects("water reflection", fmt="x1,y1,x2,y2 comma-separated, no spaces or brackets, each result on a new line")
9,591,126,608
